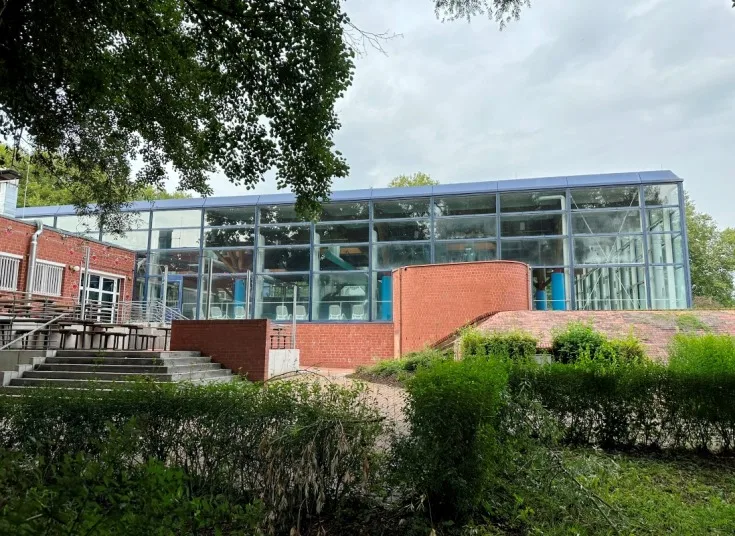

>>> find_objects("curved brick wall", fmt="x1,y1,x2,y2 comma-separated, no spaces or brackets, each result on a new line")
393,261,531,356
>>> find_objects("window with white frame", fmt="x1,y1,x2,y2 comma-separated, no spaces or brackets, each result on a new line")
0,253,21,291
33,260,64,296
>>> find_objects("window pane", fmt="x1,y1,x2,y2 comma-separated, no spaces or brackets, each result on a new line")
149,250,200,275
648,234,683,265
373,198,430,219
254,274,310,320
574,266,647,310
644,183,679,206
257,247,310,272
101,212,149,231
571,186,640,210
320,201,369,221
315,222,369,244
501,238,567,265
435,241,497,263
102,230,149,250
373,243,430,270
501,213,565,237
152,210,201,228
649,265,687,309
571,210,642,234
259,205,306,224
204,227,254,247
259,224,310,245
56,215,98,233
200,275,251,319
317,245,369,271
500,190,565,213
573,235,644,265
373,220,430,241
21,216,55,226
151,229,201,249
372,271,394,321
647,207,681,232
435,216,496,240
532,268,571,310
204,206,255,226
434,194,496,216
313,273,369,321
203,249,254,274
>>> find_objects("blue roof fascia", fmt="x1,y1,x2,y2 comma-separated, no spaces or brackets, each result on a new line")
566,172,642,188
638,170,682,183
203,194,260,207
370,185,434,199
432,181,499,195
496,175,569,191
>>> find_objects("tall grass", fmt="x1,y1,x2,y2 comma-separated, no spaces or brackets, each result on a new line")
669,333,735,374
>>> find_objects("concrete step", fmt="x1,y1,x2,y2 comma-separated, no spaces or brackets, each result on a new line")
54,350,201,359
22,369,231,382
35,363,223,374
44,356,211,366
9,372,234,388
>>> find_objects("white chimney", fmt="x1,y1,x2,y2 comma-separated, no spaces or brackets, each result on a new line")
0,169,21,218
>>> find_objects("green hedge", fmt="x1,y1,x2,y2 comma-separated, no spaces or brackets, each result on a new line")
460,328,538,362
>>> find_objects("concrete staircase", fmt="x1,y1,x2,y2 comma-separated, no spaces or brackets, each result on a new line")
2,350,234,390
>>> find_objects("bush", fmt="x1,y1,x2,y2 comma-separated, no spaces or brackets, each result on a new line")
460,328,538,362
551,322,607,364
356,348,451,379
669,333,735,374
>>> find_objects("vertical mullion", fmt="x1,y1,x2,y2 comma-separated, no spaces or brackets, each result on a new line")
677,182,693,308
566,188,575,310
368,198,374,321
495,191,501,259
195,208,205,319
640,183,653,309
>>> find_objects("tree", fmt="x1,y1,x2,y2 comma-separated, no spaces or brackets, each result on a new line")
388,172,438,188
686,195,735,307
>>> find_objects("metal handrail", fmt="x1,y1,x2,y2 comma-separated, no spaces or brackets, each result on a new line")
0,313,69,351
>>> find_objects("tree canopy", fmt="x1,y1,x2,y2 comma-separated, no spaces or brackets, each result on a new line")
388,172,438,188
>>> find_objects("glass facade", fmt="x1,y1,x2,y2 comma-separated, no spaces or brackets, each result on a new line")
21,176,691,320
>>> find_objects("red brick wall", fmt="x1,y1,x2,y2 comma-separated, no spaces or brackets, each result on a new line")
0,216,135,300
393,261,531,356
170,319,271,380
296,322,394,368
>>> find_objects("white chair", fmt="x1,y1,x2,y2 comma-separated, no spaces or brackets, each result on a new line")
210,306,224,319
294,305,307,320
275,305,290,321
328,304,343,321
234,305,246,319
351,303,366,320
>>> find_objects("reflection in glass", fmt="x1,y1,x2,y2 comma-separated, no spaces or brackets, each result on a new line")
200,275,252,319
571,186,639,210
102,230,149,250
532,268,570,311
435,241,496,263
255,274,310,320
257,247,310,272
574,235,644,265
574,266,647,310
373,198,431,219
501,238,567,265
151,228,201,249
149,250,200,275
202,249,254,274
152,210,201,228
315,222,369,244
373,220,430,241
259,205,306,224
259,224,310,245
55,214,99,233
644,184,679,206
317,245,369,271
372,271,393,321
320,201,369,221
204,227,254,247
500,190,565,212
649,265,687,309
204,206,255,226
313,273,369,320
648,234,683,265
571,210,642,234
647,208,681,232
434,194,495,216
373,243,430,270
435,216,496,240
501,213,565,237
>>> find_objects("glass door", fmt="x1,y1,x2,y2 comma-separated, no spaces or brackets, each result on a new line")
80,273,121,322
164,276,184,319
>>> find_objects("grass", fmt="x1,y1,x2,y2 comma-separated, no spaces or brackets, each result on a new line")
353,348,451,384
675,312,712,332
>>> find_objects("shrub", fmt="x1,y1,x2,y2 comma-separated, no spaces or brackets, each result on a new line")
460,328,538,362
669,333,735,375
551,322,607,364
356,348,451,379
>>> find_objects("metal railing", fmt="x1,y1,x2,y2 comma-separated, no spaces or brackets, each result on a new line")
114,300,188,325
0,313,68,351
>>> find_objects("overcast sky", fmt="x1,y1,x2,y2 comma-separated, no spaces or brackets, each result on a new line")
209,0,735,228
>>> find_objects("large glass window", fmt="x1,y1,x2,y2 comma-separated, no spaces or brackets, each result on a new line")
151,228,201,249
434,194,495,216
149,250,200,275
649,265,687,309
315,222,369,244
570,186,640,210
574,266,647,310
255,274,310,320
647,234,683,265
258,224,310,245
200,275,252,319
312,273,369,321
646,207,681,232
644,183,679,206
435,241,496,263
501,213,565,237
317,245,369,271
257,247,310,272
500,190,566,212
102,230,149,250
501,238,567,265
434,216,496,240
373,221,430,241
204,206,255,226
202,249,254,274
574,235,644,265
320,201,369,221
373,243,430,270
55,215,98,233
571,210,642,234
259,205,306,224
204,227,255,247
152,210,201,228
373,198,430,219
532,268,571,311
